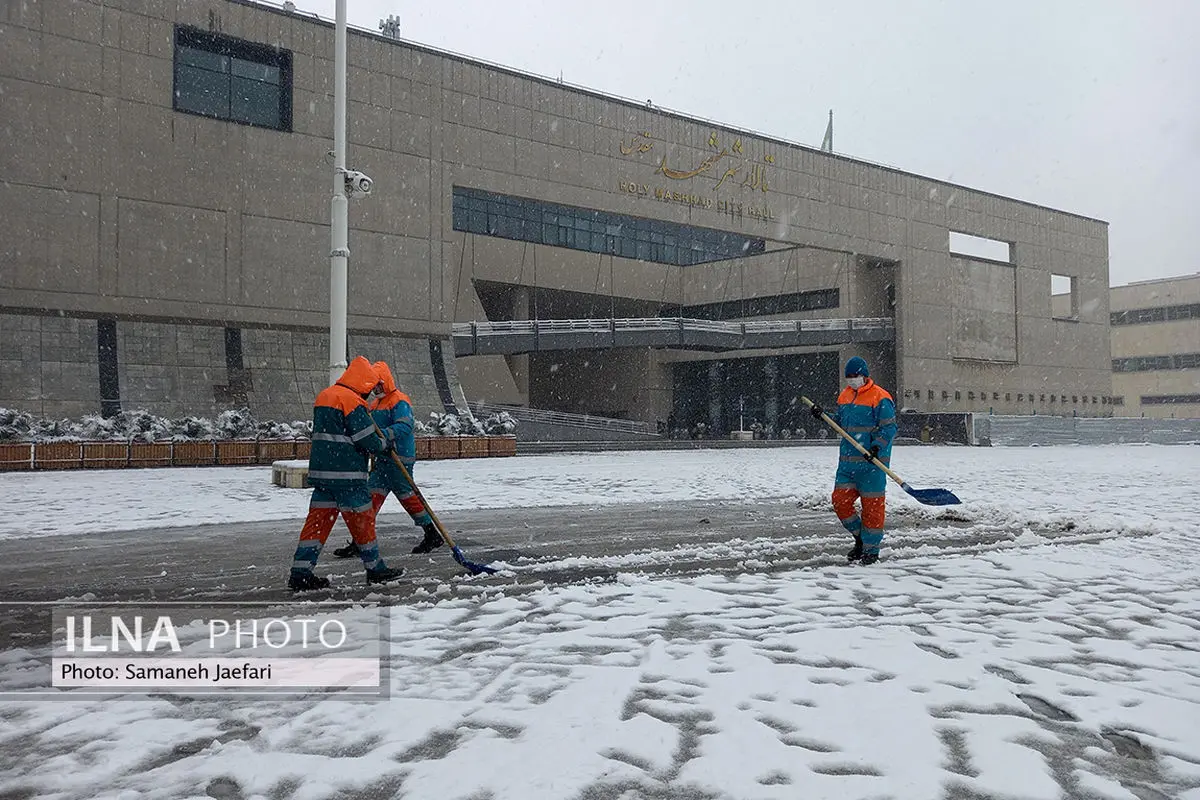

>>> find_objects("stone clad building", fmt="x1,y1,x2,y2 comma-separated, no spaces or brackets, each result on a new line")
1,0,1114,432
1109,274,1200,419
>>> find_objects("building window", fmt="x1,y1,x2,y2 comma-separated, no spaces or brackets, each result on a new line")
1113,353,1200,372
1141,394,1200,405
174,26,293,131
1176,353,1200,370
1111,303,1200,326
679,288,839,321
1111,396,1124,406
452,186,767,268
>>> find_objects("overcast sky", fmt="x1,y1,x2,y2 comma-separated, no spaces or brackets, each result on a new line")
298,0,1199,287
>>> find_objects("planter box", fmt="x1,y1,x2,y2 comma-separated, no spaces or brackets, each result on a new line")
129,442,171,468
0,443,34,471
257,440,297,464
272,461,310,489
414,437,431,459
458,437,489,458
34,441,82,469
172,441,216,466
295,440,312,459
426,437,460,460
83,442,129,469
217,440,258,465
488,436,517,457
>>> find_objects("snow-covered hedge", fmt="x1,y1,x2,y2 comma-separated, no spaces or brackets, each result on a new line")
423,411,518,437
0,407,311,444
0,407,517,443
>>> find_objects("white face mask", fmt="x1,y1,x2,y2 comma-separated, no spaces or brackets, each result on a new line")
847,376,866,389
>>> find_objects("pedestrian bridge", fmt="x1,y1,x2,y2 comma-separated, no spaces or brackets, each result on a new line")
452,317,894,356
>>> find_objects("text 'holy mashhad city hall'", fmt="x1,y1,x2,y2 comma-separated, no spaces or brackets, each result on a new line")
1,0,1115,434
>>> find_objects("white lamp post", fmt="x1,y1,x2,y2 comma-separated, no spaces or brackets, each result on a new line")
328,0,349,384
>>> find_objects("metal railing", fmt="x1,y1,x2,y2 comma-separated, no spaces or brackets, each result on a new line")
470,402,659,436
453,316,893,337
452,316,894,356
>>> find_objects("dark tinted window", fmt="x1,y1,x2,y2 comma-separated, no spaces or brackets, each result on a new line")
452,186,766,267
1141,394,1200,405
1112,302,1199,326
1112,353,1200,372
680,289,840,321
174,26,292,131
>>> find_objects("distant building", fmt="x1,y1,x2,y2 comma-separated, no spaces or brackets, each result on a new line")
1,0,1112,431
1109,274,1200,419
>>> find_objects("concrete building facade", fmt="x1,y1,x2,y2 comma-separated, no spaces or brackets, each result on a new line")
1109,274,1200,419
2,0,1113,431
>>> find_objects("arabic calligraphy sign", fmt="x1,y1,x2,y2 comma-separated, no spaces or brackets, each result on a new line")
617,130,774,194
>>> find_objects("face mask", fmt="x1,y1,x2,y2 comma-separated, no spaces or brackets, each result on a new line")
847,376,866,389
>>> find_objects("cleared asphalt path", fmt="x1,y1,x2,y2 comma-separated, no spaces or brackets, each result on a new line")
0,497,1103,646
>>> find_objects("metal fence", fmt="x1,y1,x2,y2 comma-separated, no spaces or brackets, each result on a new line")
469,402,660,438
972,414,1200,446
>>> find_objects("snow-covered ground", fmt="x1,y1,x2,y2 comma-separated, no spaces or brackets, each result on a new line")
1,445,1199,799
0,444,1189,541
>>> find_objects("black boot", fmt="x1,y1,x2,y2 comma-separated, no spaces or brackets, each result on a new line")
366,565,405,585
859,552,880,566
847,535,864,562
411,523,443,554
288,570,330,592
332,539,360,559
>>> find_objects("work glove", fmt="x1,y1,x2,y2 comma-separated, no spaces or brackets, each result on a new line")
809,403,825,419
864,445,880,463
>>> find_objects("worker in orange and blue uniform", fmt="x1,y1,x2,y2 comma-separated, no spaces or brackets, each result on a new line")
809,356,897,565
333,360,442,559
287,355,405,591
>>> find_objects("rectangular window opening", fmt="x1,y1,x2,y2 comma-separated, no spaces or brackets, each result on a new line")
1051,273,1077,320
949,231,1012,263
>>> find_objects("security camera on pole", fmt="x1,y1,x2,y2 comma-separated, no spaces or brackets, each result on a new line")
328,0,375,383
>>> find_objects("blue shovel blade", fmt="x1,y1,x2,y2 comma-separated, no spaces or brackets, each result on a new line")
905,487,961,506
451,545,498,575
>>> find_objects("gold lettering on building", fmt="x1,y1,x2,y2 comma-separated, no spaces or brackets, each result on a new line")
616,180,775,220
619,131,655,155
619,129,775,195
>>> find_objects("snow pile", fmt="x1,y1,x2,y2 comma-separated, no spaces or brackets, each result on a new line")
0,407,312,443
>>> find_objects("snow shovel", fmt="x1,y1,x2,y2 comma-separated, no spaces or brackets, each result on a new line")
800,396,961,506
372,425,498,575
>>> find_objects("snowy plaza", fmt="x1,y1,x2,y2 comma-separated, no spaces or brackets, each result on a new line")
0,444,1198,799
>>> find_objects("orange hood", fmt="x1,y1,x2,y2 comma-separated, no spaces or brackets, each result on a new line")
372,360,398,394
336,355,380,396
371,360,411,409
